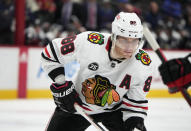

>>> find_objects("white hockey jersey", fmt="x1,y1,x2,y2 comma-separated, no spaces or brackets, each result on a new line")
41,31,154,120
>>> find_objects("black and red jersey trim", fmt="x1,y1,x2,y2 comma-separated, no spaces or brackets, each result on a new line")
123,95,148,104
122,101,148,110
120,108,147,116
49,42,60,63
41,53,59,63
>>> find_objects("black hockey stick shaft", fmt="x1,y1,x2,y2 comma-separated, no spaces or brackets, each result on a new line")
143,25,191,107
74,103,106,131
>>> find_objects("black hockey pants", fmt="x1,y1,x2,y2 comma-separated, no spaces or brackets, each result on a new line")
46,107,125,131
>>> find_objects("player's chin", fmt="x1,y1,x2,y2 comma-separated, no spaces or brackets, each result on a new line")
124,55,131,59
121,52,132,59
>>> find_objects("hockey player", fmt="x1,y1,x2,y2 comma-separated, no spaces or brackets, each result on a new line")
41,12,153,131
158,53,191,93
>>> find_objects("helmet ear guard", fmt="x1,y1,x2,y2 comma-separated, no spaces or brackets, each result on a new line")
112,12,143,39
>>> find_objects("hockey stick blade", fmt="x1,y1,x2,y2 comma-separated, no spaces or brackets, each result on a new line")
74,103,106,131
143,25,191,107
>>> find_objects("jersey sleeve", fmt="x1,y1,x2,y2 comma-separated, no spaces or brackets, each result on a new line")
121,62,154,121
40,35,79,82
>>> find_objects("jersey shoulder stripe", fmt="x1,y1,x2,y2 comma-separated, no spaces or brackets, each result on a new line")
45,47,51,58
49,42,60,63
41,52,59,63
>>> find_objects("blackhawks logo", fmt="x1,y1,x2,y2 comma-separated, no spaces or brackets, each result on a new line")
88,33,104,45
81,75,120,107
135,49,151,65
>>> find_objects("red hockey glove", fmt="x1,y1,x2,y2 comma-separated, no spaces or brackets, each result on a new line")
158,54,191,93
50,81,82,113
124,117,146,131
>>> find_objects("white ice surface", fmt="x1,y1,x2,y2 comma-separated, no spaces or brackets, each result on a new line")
0,98,190,131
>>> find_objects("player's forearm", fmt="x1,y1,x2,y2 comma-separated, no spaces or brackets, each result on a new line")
48,67,65,83
41,54,66,84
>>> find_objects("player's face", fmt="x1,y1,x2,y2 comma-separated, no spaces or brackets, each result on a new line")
114,36,139,59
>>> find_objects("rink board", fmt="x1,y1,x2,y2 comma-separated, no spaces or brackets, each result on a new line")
0,47,190,99
0,89,191,99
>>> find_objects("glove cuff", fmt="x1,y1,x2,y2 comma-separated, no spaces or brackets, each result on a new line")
50,81,75,94
52,82,69,89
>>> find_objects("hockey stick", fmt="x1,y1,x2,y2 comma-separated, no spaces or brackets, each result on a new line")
143,25,191,107
74,103,106,131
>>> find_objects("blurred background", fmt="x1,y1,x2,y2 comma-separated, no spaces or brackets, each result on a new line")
1,0,191,49
0,0,191,131
0,0,190,101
